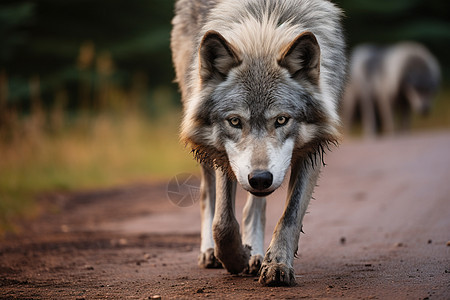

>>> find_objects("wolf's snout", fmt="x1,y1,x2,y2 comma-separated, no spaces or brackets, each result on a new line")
248,170,273,190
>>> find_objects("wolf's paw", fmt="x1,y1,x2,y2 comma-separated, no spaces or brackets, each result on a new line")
216,244,251,274
258,262,296,286
198,248,222,269
244,254,263,276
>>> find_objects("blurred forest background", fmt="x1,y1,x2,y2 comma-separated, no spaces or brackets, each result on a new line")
1,0,450,233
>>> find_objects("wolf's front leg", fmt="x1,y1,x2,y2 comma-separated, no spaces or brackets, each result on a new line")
242,194,266,275
212,169,251,274
259,159,321,286
198,164,222,268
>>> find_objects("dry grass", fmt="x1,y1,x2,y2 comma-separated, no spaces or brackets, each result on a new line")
345,88,450,136
411,89,450,130
0,49,201,234
0,108,198,233
1,85,449,234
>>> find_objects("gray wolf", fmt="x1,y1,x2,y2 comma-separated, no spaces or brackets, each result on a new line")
171,0,346,286
342,42,440,137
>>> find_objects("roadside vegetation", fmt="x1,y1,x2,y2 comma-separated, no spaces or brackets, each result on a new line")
0,86,197,234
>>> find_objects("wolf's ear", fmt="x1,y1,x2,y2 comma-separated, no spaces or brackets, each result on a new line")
279,31,320,85
199,30,241,83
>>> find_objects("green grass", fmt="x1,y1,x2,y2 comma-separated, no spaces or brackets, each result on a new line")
0,109,198,234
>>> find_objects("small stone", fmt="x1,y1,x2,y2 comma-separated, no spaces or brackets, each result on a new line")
149,295,161,300
196,288,204,293
61,224,69,233
427,239,432,244
446,241,450,247
340,237,346,245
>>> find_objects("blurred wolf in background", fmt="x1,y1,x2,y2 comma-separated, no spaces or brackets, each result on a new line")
171,0,346,286
342,43,440,137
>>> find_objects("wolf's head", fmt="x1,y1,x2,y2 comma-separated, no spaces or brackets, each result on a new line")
181,30,339,196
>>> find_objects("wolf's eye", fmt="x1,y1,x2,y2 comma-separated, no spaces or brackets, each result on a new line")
275,116,289,128
228,117,242,129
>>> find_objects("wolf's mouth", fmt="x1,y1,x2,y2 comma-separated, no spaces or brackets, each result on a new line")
250,190,274,197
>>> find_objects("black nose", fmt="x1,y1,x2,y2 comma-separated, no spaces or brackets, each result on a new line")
248,170,273,190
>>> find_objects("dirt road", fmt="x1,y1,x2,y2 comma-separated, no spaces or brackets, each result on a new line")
1,131,449,299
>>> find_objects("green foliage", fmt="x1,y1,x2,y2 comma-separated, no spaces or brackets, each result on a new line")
336,0,450,80
1,0,449,108
1,0,176,105
0,2,35,62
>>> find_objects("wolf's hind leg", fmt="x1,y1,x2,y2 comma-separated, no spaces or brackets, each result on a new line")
213,169,250,274
242,194,266,275
198,165,222,268
259,159,320,286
